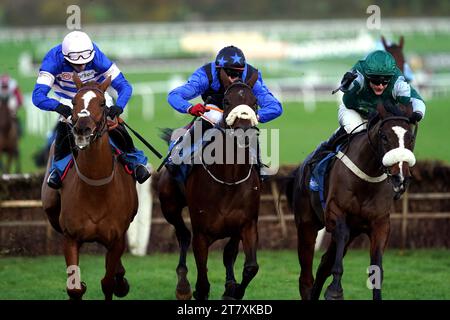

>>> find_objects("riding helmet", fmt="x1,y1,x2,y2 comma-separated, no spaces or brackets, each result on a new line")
363,50,397,77
215,46,246,70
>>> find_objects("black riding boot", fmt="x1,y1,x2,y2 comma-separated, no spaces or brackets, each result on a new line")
47,122,73,189
308,126,348,165
110,123,151,183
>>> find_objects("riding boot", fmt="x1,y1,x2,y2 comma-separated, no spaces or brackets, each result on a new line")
47,122,73,189
308,126,348,165
110,123,151,184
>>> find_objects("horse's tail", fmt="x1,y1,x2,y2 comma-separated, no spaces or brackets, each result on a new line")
159,128,174,145
284,168,298,210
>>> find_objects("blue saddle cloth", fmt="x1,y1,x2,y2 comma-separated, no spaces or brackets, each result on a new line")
309,147,341,210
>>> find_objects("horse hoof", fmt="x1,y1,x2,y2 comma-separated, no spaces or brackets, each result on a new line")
176,278,192,300
114,277,130,298
324,287,344,300
67,281,87,300
193,290,208,301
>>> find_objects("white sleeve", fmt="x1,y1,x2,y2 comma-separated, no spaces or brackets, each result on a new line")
102,63,121,81
392,77,411,99
36,71,55,87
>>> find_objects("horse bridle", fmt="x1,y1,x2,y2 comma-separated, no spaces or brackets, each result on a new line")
199,82,259,185
367,115,412,174
70,86,109,143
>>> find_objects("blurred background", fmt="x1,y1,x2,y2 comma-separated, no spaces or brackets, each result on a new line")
1,0,449,172
0,0,450,300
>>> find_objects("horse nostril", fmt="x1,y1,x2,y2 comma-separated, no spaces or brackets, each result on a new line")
74,126,92,136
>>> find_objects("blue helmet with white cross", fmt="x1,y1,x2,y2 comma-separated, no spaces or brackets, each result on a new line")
215,46,246,70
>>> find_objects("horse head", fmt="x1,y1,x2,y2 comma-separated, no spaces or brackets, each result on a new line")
371,100,415,198
71,73,111,150
220,69,259,131
381,35,405,73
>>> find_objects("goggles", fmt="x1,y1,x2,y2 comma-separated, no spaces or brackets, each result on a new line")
368,76,391,86
224,68,243,78
64,49,94,62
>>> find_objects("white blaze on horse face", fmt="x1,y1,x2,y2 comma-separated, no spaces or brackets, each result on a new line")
78,91,96,117
382,125,416,169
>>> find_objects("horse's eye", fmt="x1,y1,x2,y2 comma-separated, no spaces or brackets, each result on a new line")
381,134,388,143
223,99,230,106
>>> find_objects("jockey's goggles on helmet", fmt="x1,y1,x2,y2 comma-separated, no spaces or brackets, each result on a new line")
223,68,243,78
64,49,94,63
367,76,391,86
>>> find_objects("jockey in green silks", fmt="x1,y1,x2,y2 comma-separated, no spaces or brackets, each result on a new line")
309,50,426,164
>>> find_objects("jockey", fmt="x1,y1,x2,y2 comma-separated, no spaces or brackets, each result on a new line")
0,73,24,134
309,50,426,164
32,30,151,189
166,45,282,176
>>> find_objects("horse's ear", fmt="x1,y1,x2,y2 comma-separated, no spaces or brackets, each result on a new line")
399,36,404,48
72,72,83,89
381,35,388,49
246,70,259,88
219,68,232,89
377,101,387,119
99,76,111,92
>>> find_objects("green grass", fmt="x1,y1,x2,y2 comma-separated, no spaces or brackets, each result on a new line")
0,249,449,300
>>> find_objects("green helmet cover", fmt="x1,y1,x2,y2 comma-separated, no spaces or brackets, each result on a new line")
363,50,397,77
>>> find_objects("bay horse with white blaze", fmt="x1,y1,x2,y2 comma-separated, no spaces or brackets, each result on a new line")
0,96,20,173
158,69,261,300
286,101,416,300
41,74,138,300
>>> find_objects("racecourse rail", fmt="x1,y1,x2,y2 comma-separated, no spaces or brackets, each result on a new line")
1,178,450,250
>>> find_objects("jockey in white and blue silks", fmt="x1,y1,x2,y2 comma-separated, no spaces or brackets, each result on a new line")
32,30,150,189
165,45,282,179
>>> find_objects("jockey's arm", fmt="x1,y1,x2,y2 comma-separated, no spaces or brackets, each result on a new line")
392,77,426,119
94,47,132,110
32,50,62,111
252,71,282,123
13,84,24,108
167,67,209,114
341,69,365,94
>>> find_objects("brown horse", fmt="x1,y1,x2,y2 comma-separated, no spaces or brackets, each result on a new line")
0,96,20,173
382,35,405,73
41,74,138,300
158,69,260,300
286,101,415,300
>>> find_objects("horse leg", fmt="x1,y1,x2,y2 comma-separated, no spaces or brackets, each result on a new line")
233,221,259,300
159,174,192,300
113,243,130,298
222,235,240,299
63,237,86,300
369,218,390,300
192,232,211,300
297,221,319,300
324,216,350,300
101,236,126,300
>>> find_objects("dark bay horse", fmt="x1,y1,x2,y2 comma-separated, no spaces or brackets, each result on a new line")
0,96,20,173
286,102,415,300
382,35,405,73
158,69,260,300
41,74,138,300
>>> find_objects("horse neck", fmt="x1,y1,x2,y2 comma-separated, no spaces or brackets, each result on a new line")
75,134,114,179
347,127,384,176
208,134,254,181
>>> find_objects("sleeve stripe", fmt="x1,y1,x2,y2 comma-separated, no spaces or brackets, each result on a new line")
102,63,121,81
36,71,55,87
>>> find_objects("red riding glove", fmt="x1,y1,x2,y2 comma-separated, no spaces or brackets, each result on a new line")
188,103,207,116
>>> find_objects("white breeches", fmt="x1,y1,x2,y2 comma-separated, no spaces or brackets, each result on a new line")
338,103,367,134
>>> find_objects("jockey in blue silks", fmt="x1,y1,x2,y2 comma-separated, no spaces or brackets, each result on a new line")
32,30,151,189
165,45,283,178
